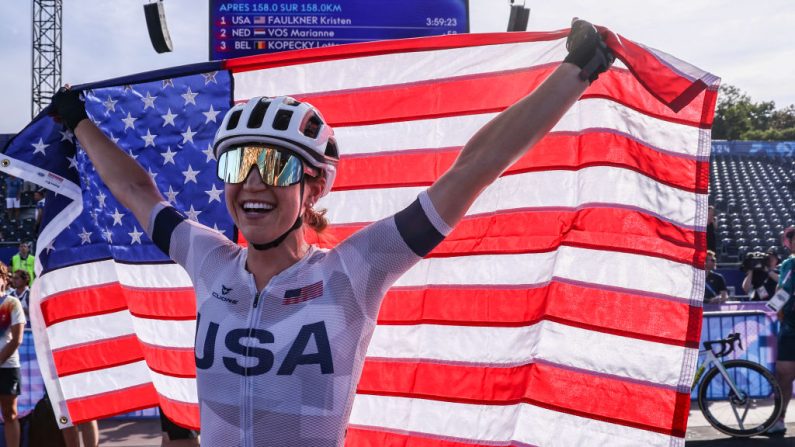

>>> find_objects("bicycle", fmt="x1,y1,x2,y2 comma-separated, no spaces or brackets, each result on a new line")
693,332,784,437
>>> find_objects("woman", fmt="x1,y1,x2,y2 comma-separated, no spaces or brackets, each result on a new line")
770,227,795,435
51,20,613,447
0,262,26,447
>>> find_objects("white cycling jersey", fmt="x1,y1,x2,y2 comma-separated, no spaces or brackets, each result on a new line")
146,190,451,447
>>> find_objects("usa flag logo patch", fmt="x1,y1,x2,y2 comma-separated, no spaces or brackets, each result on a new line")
283,281,323,305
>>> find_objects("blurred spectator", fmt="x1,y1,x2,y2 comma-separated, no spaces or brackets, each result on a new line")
62,421,99,447
8,271,30,322
704,250,728,303
0,277,26,447
0,264,9,297
3,176,23,221
741,251,779,300
10,242,34,286
34,189,45,234
706,205,716,253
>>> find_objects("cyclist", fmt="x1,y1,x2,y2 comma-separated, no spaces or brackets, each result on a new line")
769,226,795,435
51,19,613,447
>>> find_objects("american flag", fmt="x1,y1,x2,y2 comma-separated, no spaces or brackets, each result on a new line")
1,30,717,446
283,280,324,305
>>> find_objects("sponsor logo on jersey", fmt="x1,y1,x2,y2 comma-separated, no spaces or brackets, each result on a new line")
212,284,238,304
195,314,334,376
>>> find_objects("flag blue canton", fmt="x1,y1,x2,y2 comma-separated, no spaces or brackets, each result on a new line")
34,70,234,271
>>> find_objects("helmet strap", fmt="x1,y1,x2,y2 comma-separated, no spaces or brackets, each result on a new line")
250,181,305,251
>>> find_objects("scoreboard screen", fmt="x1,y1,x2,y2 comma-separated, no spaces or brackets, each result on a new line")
209,1,469,60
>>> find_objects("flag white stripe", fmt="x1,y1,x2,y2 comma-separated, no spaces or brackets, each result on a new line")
395,246,697,300
60,361,150,401
334,98,701,157
320,166,703,229
349,395,676,447
38,260,191,299
151,371,199,404
132,316,196,349
368,320,688,388
234,39,567,100
48,310,134,350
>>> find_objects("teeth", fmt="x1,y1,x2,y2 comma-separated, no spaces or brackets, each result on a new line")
242,202,274,211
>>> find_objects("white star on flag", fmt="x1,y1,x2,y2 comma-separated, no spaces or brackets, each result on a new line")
205,184,223,203
128,149,139,160
60,129,75,143
203,105,220,123
162,78,174,88
185,205,201,221
141,129,158,147
97,191,107,208
121,112,137,131
181,87,198,106
109,133,120,144
160,147,177,165
181,127,197,144
103,96,118,113
102,228,114,244
165,185,179,204
44,240,56,254
202,143,216,162
67,156,78,170
32,138,49,155
148,167,158,180
78,228,92,245
212,223,226,235
182,165,199,184
202,71,218,84
129,227,144,245
141,91,157,110
161,108,178,127
111,208,125,226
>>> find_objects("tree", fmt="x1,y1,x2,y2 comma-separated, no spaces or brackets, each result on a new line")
713,85,795,141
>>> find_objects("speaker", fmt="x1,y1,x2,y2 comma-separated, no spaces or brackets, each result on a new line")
507,5,530,32
144,1,173,53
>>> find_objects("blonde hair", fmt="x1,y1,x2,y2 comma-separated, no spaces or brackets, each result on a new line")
0,262,8,292
304,206,328,233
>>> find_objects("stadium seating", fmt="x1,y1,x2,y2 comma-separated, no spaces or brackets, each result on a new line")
711,153,795,262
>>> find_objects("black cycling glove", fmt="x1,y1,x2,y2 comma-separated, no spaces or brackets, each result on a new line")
50,87,89,131
563,19,615,84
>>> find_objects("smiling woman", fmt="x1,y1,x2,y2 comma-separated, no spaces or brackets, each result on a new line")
48,18,613,446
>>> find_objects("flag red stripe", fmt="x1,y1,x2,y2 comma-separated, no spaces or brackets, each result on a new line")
357,360,686,436
299,67,714,129
309,207,704,268
41,285,196,327
225,31,568,73
67,383,159,425
346,426,502,447
140,342,197,378
53,334,144,377
159,395,201,431
378,281,697,348
334,132,707,194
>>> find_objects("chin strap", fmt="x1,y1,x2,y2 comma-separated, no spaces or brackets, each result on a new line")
250,181,306,251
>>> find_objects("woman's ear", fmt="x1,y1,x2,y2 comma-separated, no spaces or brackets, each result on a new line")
305,176,326,208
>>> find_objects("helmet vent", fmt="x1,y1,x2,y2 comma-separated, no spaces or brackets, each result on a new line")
247,99,270,128
325,138,339,158
227,109,243,130
302,113,322,139
273,110,293,131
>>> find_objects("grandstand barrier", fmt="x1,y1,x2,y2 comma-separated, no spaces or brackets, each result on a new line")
694,301,778,399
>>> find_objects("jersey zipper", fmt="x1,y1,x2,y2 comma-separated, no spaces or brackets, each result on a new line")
242,275,269,447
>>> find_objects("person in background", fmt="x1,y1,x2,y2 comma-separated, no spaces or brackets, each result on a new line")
0,276,26,447
3,176,23,221
33,190,46,234
0,264,10,297
741,250,779,300
62,421,99,447
706,205,717,253
10,243,34,287
7,271,30,323
159,409,199,447
704,250,729,303
768,227,795,435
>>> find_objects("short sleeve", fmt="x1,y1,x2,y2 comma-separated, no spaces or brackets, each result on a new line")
780,259,794,292
332,190,451,316
145,202,236,280
10,297,25,327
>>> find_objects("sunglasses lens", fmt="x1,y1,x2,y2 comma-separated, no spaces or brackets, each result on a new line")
217,146,305,187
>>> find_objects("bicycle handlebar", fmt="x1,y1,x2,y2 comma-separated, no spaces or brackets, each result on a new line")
702,333,743,358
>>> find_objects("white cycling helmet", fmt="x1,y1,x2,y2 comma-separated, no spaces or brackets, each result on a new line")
213,96,339,197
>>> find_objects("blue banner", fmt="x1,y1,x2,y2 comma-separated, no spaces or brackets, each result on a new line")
712,140,795,157
209,0,469,59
